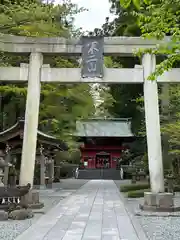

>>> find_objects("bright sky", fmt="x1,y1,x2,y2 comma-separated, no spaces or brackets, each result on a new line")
56,0,115,32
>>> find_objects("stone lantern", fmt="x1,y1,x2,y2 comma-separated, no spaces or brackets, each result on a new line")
0,150,12,186
0,150,6,186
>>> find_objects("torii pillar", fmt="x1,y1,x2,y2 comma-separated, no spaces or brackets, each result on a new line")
141,54,174,211
19,52,44,209
19,53,43,187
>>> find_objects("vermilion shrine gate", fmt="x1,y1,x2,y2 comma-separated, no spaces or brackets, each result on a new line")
0,34,179,211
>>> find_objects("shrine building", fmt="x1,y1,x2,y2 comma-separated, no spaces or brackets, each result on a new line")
75,118,135,170
0,119,68,186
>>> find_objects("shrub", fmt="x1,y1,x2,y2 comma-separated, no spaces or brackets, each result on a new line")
165,185,180,192
174,185,180,192
127,189,150,198
120,183,150,192
164,185,180,192
126,185,180,198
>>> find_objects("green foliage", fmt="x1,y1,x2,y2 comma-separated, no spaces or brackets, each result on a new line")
119,0,180,79
133,0,180,79
55,149,80,165
97,1,144,135
120,0,144,9
39,83,95,144
141,152,148,171
0,0,95,148
93,2,144,130
160,85,180,163
120,0,151,9
118,0,180,170
120,183,150,192
120,0,132,8
0,0,84,36
108,0,180,177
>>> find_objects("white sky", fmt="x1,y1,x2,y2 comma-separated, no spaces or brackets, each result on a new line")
56,0,115,31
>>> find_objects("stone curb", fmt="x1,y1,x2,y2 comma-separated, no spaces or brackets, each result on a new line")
115,184,150,240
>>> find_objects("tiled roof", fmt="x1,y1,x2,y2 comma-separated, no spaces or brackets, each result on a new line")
76,119,134,137
0,119,68,151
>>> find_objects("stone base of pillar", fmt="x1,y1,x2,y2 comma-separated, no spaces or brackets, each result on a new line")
20,190,44,209
39,185,46,190
0,211,8,221
140,192,180,212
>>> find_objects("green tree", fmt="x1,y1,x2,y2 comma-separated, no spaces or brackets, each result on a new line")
161,85,180,158
130,0,180,77
94,1,144,134
122,0,180,170
119,0,152,9
0,0,95,147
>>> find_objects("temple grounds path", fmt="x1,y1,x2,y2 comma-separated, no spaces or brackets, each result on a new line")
15,180,148,240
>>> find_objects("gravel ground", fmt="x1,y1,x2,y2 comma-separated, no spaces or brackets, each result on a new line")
138,216,180,240
114,180,180,240
0,179,88,240
0,193,64,240
123,191,180,240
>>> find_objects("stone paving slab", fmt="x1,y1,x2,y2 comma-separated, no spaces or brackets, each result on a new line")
15,180,148,240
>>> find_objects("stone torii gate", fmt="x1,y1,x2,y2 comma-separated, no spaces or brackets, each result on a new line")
0,34,179,210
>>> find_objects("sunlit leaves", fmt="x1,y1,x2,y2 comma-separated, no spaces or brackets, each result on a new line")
137,0,180,76
132,0,141,9
120,0,132,8
120,0,151,9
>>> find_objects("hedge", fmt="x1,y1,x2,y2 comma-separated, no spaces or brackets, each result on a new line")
126,189,150,198
120,183,180,195
126,186,180,198
120,183,150,192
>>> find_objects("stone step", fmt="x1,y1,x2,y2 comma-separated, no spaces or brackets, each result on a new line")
78,169,121,180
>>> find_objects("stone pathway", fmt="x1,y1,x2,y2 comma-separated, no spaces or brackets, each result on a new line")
15,180,148,240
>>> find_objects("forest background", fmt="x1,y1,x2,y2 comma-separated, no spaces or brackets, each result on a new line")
0,0,179,173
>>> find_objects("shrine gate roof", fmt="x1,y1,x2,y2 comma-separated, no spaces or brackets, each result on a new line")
0,119,68,151
75,118,134,138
